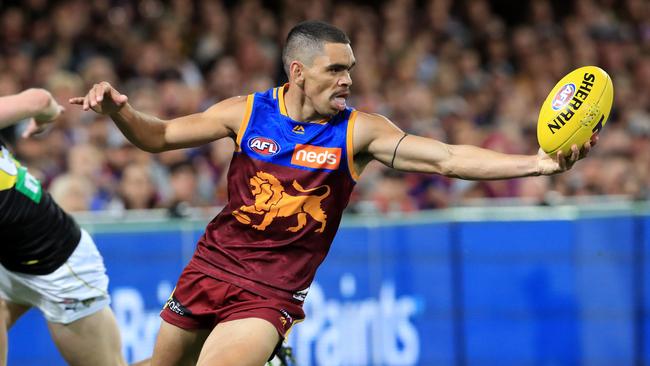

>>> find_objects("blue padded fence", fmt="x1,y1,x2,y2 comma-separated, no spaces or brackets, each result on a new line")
7,203,650,366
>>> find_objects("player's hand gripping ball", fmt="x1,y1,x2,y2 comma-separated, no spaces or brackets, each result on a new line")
537,66,613,155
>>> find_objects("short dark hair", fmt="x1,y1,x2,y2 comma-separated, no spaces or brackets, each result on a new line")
282,20,351,76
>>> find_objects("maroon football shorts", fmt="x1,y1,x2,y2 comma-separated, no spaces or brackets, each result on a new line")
160,263,305,339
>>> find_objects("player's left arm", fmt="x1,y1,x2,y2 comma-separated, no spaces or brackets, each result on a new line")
354,112,594,180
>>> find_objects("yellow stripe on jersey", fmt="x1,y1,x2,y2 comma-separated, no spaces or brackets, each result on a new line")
278,84,289,117
346,110,359,181
0,174,17,191
0,147,18,190
235,94,256,152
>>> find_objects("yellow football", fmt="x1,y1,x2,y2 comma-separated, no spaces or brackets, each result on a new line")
537,66,614,155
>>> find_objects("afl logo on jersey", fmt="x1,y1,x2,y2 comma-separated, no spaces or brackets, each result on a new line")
248,137,280,156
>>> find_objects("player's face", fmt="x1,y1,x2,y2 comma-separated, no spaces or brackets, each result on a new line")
303,42,355,116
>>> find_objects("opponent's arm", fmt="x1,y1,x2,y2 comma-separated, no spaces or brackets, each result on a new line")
0,89,64,135
355,112,592,179
70,82,245,153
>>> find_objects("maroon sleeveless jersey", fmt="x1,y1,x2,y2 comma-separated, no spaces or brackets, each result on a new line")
191,86,358,303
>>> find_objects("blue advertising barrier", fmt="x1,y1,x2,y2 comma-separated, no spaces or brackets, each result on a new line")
6,204,650,366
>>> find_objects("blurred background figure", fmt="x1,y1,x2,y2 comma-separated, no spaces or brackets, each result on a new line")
49,173,95,212
112,162,159,212
165,160,206,217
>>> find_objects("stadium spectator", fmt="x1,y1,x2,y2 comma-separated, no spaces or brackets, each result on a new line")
113,162,159,211
166,160,207,217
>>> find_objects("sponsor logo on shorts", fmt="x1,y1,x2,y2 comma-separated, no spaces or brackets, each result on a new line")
293,287,309,302
552,83,576,111
61,297,97,311
279,308,294,327
248,137,280,156
165,296,191,316
291,144,341,170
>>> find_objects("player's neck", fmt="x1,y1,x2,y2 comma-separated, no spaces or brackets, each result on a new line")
283,84,330,123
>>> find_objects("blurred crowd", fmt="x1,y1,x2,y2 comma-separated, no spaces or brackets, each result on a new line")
0,0,648,215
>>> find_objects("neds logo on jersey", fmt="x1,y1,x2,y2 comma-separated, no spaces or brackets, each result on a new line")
291,144,341,170
552,83,576,111
248,137,280,156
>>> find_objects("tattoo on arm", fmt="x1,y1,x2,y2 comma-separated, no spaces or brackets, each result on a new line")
390,133,408,169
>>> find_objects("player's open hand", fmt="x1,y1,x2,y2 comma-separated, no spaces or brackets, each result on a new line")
536,135,598,175
69,81,128,115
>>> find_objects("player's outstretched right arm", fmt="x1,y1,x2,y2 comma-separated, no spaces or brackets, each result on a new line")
70,81,246,153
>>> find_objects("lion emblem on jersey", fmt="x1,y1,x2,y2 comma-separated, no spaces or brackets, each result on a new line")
232,171,330,233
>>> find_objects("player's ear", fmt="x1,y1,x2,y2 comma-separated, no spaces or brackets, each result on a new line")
290,61,305,87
